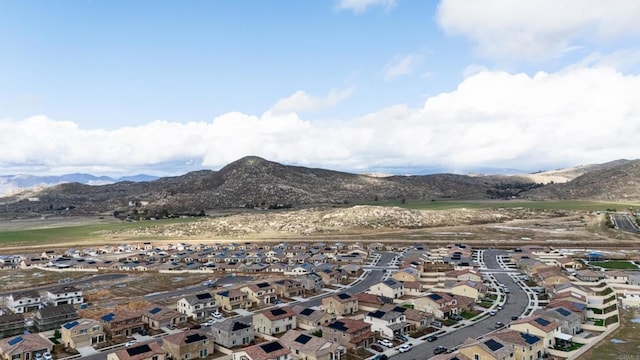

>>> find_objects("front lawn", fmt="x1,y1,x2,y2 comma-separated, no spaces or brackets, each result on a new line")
589,260,639,270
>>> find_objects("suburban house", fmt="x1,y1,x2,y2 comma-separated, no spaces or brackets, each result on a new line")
142,306,187,330
368,279,404,299
232,340,291,360
322,318,375,350
541,307,582,335
241,283,278,306
0,334,54,360
253,307,297,335
444,269,482,282
363,304,411,339
43,285,84,306
5,290,41,314
445,280,486,301
391,268,421,283
279,329,343,360
215,289,252,311
34,304,79,332
273,279,304,298
0,313,25,339
401,308,433,331
403,281,422,296
492,330,545,360
410,293,460,319
321,293,358,316
162,330,213,360
508,315,561,348
211,319,254,349
575,269,606,283
291,306,336,330
177,292,217,320
60,318,106,349
456,336,514,360
107,341,167,360
101,310,144,339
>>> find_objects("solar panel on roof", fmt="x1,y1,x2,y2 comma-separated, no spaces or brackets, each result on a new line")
196,293,212,300
556,308,572,317
295,334,312,344
7,336,23,346
260,341,284,353
185,333,207,344
149,307,162,314
368,310,385,319
520,333,540,344
218,290,230,297
300,308,315,316
232,322,251,331
101,313,115,322
428,293,442,300
534,317,551,326
270,308,287,316
63,320,79,329
484,339,504,351
337,293,351,299
256,282,270,288
328,321,347,331
126,344,152,356
393,307,406,313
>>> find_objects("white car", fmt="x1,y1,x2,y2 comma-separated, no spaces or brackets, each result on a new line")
42,353,53,360
125,339,137,347
378,339,393,347
212,312,223,319
202,320,215,327
489,310,497,316
34,354,44,360
398,344,412,353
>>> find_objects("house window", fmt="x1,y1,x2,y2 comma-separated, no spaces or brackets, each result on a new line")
184,353,190,359
200,349,208,357
474,355,479,360
152,357,158,360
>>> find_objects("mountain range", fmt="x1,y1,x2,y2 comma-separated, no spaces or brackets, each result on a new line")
0,156,638,216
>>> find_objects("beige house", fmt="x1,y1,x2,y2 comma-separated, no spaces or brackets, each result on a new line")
444,269,482,282
508,315,560,348
322,318,375,350
279,329,343,360
457,337,513,360
253,306,297,335
241,282,278,306
162,330,213,360
291,306,336,329
232,340,291,360
101,310,144,339
61,318,106,349
391,268,421,283
368,279,404,299
107,341,167,360
177,292,217,320
0,334,54,360
142,306,187,330
446,280,486,301
215,289,252,311
410,293,460,319
492,330,545,360
322,293,358,316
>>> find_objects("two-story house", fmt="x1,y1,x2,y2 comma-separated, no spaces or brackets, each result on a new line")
291,306,335,330
279,329,343,360
34,304,79,332
43,285,84,306
107,341,167,360
60,318,106,349
241,283,278,306
0,314,25,339
215,289,252,311
363,305,410,339
232,340,290,360
508,315,561,348
0,334,54,360
142,306,187,330
101,310,144,339
162,330,213,360
541,307,581,335
177,293,217,321
368,279,404,299
321,293,358,316
211,319,254,349
253,307,297,336
273,279,304,298
5,290,41,314
492,330,545,360
322,318,375,350
411,293,460,319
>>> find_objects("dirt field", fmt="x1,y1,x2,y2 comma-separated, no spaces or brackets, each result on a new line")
582,307,640,359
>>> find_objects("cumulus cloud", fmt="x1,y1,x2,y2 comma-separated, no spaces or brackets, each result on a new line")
384,53,424,80
270,88,354,114
437,0,640,60
2,66,640,176
336,0,396,14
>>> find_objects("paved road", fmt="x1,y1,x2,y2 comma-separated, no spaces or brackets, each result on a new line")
143,276,254,301
0,273,128,297
613,213,640,234
393,249,529,360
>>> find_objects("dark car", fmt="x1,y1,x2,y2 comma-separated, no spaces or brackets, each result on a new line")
189,324,202,329
373,355,387,360
511,315,519,321
495,321,504,329
427,335,438,342
433,346,448,355
371,344,384,352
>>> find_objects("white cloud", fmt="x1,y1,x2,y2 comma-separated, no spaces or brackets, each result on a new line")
384,53,424,80
2,66,640,176
270,88,354,114
336,0,396,14
436,0,640,60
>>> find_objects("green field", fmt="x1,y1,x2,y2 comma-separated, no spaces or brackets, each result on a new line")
0,218,199,246
589,260,640,270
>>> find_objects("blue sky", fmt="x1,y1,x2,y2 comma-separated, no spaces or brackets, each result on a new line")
2,0,640,176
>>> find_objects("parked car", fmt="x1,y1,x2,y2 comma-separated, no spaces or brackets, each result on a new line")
378,339,393,347
394,334,409,342
489,310,496,316
511,315,519,321
373,355,387,360
371,344,384,352
398,343,412,353
497,305,503,311
190,324,202,329
167,324,176,329
212,311,223,319
450,314,463,321
202,320,215,327
125,339,137,347
430,320,443,328
426,335,438,342
43,352,53,360
34,354,44,360
495,321,504,329
433,346,448,355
